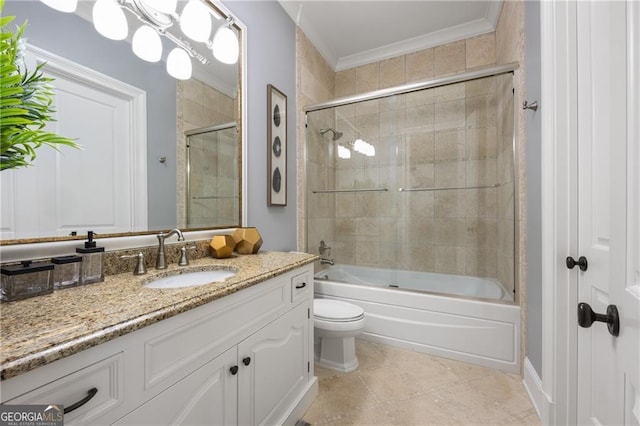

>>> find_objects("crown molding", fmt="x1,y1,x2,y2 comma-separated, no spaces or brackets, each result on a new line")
335,17,496,71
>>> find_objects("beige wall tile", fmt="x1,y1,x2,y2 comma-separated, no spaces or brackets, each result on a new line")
435,99,466,131
466,76,497,98
380,56,406,89
405,48,435,82
435,217,466,246
403,131,435,166
465,247,498,277
434,190,466,218
466,33,496,69
435,160,466,187
335,68,356,97
467,126,498,159
407,192,435,218
465,94,497,128
435,129,466,161
356,62,380,92
435,246,467,274
434,40,466,76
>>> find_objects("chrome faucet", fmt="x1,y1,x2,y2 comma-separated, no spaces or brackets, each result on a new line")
319,240,335,265
156,228,185,269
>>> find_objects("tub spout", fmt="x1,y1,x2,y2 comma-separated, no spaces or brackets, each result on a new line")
320,258,335,265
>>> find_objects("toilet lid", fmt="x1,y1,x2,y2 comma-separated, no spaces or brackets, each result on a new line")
314,299,364,322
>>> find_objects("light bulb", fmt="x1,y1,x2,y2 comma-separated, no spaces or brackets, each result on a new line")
132,26,162,63
212,26,239,65
180,0,211,43
93,0,128,41
167,48,192,80
154,0,177,15
41,0,78,13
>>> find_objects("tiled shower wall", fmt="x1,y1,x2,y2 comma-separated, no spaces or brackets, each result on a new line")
300,3,524,299
176,79,237,228
186,126,239,227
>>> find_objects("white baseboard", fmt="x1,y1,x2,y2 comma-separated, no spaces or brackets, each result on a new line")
523,357,551,424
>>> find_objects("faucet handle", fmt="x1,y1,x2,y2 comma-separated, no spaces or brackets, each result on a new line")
178,244,197,266
120,252,147,275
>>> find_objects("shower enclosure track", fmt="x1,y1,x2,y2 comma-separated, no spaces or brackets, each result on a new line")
399,183,501,192
311,184,499,194
311,188,388,194
304,63,519,113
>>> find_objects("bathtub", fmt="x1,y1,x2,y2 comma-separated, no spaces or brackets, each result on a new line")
314,264,521,373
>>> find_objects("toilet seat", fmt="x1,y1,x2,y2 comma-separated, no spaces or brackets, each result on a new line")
314,299,364,322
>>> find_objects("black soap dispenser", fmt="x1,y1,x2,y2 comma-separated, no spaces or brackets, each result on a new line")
76,231,105,284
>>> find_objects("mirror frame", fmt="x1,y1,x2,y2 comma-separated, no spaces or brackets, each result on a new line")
0,0,248,247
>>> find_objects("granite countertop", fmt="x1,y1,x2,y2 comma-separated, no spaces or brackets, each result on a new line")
0,251,318,381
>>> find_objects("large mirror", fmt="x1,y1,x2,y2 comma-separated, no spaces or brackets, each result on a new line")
0,0,244,244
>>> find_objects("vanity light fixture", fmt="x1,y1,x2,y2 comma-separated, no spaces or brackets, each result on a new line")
40,0,239,80
92,0,128,40
132,25,162,62
211,20,239,65
40,0,77,13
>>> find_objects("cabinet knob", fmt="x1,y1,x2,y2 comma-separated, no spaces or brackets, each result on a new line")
229,365,239,375
242,357,251,366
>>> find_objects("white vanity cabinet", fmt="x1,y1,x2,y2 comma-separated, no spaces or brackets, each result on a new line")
1,264,316,426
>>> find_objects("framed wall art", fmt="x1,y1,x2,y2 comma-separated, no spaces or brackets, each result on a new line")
267,84,287,206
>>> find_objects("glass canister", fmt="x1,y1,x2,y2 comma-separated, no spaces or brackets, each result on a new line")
76,231,105,284
52,255,82,289
1,260,54,302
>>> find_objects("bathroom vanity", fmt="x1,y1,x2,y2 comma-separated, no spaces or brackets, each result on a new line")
0,251,317,425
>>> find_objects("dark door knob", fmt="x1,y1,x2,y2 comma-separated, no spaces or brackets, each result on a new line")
229,365,239,375
566,256,588,271
577,302,619,336
242,357,251,366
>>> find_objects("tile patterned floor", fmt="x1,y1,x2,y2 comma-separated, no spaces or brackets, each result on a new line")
302,340,541,426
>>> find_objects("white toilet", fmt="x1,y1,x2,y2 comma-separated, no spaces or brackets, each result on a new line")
313,299,365,373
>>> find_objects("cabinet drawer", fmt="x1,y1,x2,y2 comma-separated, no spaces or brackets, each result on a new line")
4,353,124,425
291,272,312,303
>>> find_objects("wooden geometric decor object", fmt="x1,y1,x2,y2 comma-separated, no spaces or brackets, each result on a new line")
209,235,236,259
232,227,263,254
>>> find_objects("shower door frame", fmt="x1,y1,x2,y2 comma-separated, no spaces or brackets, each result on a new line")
185,122,239,228
303,62,520,302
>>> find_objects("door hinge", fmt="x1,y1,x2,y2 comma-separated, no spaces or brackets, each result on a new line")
308,308,310,319
307,361,310,372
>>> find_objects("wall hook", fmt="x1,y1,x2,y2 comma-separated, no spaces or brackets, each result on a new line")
523,100,538,111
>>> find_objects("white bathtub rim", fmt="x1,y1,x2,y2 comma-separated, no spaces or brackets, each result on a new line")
315,264,514,303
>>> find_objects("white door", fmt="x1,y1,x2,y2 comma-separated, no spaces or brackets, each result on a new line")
575,1,640,424
0,45,147,239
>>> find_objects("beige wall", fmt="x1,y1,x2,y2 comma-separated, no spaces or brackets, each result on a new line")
296,29,336,251
298,2,524,300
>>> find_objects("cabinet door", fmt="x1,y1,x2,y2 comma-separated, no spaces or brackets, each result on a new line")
114,347,237,426
238,302,310,426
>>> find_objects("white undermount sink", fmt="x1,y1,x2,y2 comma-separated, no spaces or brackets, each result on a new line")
144,269,236,289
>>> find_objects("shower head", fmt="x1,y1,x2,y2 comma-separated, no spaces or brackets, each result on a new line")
320,128,344,141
